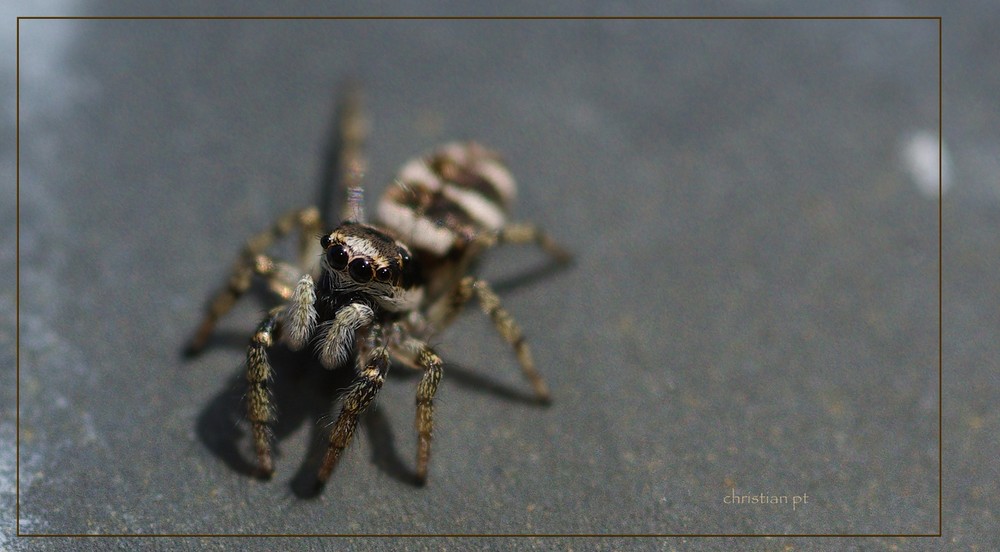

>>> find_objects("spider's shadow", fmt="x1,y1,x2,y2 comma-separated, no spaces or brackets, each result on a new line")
195,345,374,498
188,231,572,493
193,327,550,498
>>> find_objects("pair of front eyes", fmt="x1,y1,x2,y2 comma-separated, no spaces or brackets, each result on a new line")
323,242,398,285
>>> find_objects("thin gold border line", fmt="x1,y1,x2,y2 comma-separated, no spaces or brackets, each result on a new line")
15,14,21,543
19,532,942,538
15,15,942,21
14,15,944,539
937,14,944,539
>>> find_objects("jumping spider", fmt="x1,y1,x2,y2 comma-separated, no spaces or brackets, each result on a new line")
186,87,570,486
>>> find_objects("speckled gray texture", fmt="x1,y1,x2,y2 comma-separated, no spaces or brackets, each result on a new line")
6,2,997,551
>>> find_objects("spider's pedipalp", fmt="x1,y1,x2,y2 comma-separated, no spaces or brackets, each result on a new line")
317,302,374,369
283,275,318,351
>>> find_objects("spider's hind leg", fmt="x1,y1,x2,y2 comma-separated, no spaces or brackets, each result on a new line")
493,222,572,264
451,275,552,404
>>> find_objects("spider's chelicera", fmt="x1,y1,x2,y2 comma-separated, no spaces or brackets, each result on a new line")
186,87,570,487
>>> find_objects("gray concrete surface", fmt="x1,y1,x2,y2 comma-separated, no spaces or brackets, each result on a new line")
5,2,996,551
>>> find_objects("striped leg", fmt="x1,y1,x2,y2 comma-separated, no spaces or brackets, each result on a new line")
388,329,444,485
413,344,443,485
495,222,572,263
246,306,284,478
318,325,388,484
453,276,551,403
186,206,322,355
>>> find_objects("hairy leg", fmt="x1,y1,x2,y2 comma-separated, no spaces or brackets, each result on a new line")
449,276,552,403
492,222,572,263
245,306,284,478
388,327,444,485
186,207,321,354
317,325,388,483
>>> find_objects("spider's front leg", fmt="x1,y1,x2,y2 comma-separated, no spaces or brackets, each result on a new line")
245,275,318,478
390,328,444,485
245,306,284,478
317,323,389,484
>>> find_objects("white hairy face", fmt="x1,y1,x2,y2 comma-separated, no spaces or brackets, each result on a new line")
320,223,424,312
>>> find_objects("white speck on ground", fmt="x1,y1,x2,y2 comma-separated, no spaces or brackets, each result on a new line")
900,130,953,198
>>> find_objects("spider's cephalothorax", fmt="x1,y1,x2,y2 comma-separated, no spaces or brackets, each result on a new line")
186,87,570,487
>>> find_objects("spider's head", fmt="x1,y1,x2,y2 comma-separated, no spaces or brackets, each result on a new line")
320,223,422,310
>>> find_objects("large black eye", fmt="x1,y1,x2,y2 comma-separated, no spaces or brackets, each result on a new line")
348,258,373,283
327,244,348,270
375,266,393,283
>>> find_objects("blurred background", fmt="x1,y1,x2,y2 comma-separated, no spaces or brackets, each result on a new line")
4,2,996,550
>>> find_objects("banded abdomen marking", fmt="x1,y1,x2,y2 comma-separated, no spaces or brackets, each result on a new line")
377,142,517,257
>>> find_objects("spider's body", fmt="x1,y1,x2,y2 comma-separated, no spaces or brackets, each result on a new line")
187,89,569,486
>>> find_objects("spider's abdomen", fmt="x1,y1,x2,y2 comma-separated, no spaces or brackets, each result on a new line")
377,142,517,258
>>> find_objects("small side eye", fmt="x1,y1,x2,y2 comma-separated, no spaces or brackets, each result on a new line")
375,266,393,283
348,258,373,283
398,248,417,287
327,244,349,270
320,234,333,249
